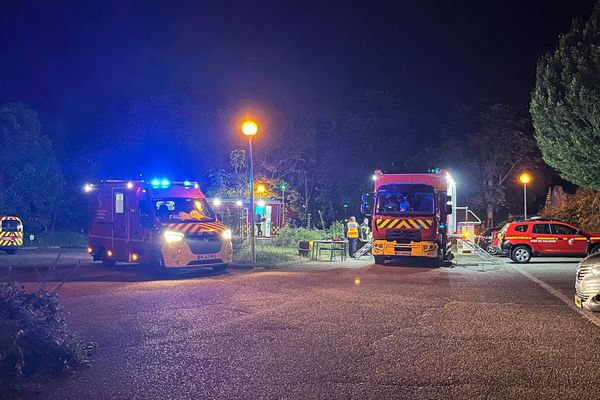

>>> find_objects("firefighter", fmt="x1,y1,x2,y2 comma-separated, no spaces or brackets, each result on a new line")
359,217,371,242
345,216,360,257
358,217,371,256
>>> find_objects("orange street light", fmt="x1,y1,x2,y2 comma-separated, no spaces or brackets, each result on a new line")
519,173,531,184
519,173,532,219
242,120,258,136
256,184,266,194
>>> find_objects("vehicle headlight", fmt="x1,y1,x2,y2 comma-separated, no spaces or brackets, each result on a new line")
163,230,184,243
590,264,600,276
221,229,232,240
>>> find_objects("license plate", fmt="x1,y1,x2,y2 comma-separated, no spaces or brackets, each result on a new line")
395,251,411,256
197,254,216,260
575,295,583,308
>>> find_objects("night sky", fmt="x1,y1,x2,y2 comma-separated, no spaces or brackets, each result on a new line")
0,0,595,168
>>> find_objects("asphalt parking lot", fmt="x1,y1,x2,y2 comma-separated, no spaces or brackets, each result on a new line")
2,248,600,399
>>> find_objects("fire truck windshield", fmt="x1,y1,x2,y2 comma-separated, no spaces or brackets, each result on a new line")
1,220,22,232
376,184,435,216
153,198,216,223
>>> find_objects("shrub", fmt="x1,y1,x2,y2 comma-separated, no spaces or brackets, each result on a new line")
0,283,93,394
230,237,246,254
541,188,600,231
27,231,87,248
328,220,345,239
272,227,326,247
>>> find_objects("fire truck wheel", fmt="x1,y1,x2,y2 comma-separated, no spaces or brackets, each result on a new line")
212,264,228,272
511,245,532,264
6,249,17,255
374,256,385,265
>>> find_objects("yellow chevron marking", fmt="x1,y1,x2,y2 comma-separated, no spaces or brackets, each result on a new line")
408,219,421,229
387,219,399,229
396,220,411,229
379,219,391,228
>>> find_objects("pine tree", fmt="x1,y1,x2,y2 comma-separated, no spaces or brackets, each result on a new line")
530,2,600,190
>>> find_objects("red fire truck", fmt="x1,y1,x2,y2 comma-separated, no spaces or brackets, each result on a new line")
85,179,233,272
361,170,456,265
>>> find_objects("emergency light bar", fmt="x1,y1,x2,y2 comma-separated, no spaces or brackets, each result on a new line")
83,179,200,192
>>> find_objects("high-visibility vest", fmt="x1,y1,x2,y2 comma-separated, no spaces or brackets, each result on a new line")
359,224,370,241
347,222,359,239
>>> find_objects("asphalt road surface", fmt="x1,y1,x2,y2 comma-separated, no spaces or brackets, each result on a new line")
2,249,600,399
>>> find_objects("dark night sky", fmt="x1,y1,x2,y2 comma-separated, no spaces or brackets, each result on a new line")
0,0,596,152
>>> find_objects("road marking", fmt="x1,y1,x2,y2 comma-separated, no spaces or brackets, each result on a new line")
510,264,600,329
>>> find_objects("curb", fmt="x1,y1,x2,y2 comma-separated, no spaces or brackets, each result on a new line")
232,257,311,270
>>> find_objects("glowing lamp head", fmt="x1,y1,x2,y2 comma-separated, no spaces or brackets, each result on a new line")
213,198,222,207
235,200,243,207
371,174,378,181
256,184,266,193
127,181,134,189
83,183,93,193
519,173,531,184
222,229,232,240
242,120,258,136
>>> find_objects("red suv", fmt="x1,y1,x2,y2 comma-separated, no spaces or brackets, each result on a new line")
500,219,600,263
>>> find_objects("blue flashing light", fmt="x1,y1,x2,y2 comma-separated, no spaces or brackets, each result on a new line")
150,179,160,187
183,180,192,187
160,179,170,187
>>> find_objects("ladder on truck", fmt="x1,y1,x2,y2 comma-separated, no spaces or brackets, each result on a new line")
353,238,374,259
456,237,500,265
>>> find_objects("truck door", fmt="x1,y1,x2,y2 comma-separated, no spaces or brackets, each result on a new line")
550,223,587,256
112,189,129,261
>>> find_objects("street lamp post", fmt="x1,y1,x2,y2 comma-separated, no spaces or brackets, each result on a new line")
519,173,531,220
279,183,287,227
242,120,258,263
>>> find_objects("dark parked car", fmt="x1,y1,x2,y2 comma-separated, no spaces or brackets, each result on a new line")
476,226,502,254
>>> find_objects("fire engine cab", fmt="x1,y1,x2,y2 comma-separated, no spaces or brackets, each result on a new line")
362,170,456,265
85,179,233,272
0,216,23,254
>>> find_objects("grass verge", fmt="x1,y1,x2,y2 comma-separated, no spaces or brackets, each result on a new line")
234,243,303,266
26,231,87,248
